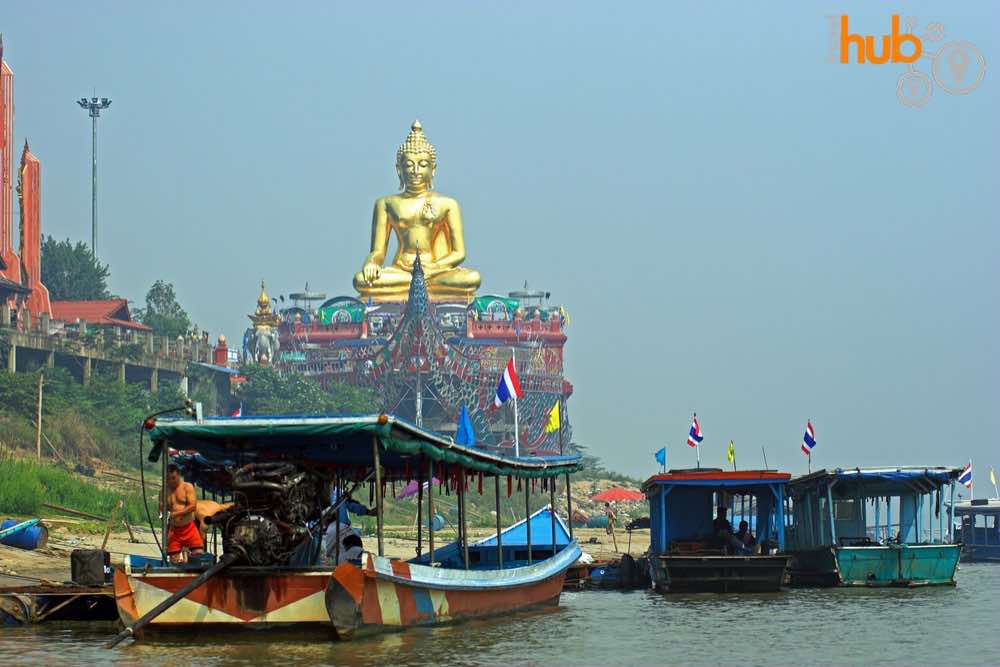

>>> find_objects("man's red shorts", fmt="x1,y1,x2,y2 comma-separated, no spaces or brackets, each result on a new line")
167,520,204,555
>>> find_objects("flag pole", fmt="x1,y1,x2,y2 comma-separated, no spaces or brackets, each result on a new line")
696,441,701,470
511,348,520,458
991,466,999,499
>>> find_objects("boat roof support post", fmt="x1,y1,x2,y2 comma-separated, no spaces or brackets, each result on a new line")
416,463,423,560
887,495,893,541
874,496,881,543
334,473,341,566
373,436,384,557
428,458,435,566
550,476,557,556
938,483,944,543
459,471,469,569
494,474,503,569
160,441,169,564
525,476,532,565
769,484,785,551
948,480,955,543
659,486,673,553
826,483,837,546
565,471,574,540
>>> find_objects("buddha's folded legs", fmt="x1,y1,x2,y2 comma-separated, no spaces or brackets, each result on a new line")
426,267,481,290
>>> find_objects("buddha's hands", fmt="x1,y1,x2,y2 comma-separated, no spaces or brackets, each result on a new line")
362,262,382,284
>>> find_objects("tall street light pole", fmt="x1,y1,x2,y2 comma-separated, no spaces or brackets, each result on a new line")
76,96,111,257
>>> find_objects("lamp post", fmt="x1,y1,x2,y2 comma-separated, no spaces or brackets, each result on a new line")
76,96,111,257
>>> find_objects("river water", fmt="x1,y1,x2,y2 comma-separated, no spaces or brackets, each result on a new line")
2,563,997,666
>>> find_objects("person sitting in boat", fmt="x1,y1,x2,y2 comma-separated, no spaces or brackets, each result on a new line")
339,533,365,564
322,488,373,558
712,506,750,555
736,520,756,549
160,464,205,564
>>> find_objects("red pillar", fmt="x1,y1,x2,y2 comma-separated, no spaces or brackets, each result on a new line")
0,40,23,288
19,142,50,319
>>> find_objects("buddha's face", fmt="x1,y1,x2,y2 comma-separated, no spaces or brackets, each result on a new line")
397,151,435,191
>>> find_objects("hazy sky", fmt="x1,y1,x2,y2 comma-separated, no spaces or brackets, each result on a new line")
3,2,997,484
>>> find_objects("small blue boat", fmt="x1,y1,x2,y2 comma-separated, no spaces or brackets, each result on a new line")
643,468,793,593
953,498,1000,563
411,506,573,568
787,466,962,587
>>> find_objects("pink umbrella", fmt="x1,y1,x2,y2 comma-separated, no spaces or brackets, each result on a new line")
397,478,441,499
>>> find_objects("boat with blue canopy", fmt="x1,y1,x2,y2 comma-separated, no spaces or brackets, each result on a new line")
952,498,1000,563
643,468,792,593
108,413,582,644
786,466,962,587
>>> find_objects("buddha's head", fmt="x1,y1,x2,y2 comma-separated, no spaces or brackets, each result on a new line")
396,120,436,192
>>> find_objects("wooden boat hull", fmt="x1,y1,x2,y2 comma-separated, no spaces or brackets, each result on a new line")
114,543,581,639
328,545,580,638
788,544,960,587
649,555,791,593
961,543,1000,563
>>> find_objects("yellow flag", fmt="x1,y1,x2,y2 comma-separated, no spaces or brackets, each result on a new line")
991,466,997,486
727,440,735,463
544,400,561,433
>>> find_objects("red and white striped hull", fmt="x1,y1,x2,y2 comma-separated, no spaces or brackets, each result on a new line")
113,544,581,639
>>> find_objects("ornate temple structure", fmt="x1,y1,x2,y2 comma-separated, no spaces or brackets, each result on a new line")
245,121,572,454
0,37,50,321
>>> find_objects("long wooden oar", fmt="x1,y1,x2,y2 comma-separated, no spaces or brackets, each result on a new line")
105,551,239,648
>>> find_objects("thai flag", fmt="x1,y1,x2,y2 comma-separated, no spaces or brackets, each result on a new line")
493,359,523,408
230,402,243,418
958,462,973,489
687,414,703,448
801,421,816,456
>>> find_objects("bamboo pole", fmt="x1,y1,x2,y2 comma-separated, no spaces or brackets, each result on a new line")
373,437,384,557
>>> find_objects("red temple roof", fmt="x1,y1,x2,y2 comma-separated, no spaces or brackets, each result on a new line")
51,299,151,331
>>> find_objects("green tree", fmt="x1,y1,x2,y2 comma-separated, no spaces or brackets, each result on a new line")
135,280,192,339
235,365,376,415
40,236,111,300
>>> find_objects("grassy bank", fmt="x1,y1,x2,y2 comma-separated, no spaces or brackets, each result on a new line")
0,454,148,524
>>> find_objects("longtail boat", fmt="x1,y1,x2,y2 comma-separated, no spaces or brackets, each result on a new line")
786,466,962,587
643,468,792,593
112,414,582,641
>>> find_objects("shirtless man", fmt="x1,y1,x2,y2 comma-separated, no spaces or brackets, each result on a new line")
160,464,203,563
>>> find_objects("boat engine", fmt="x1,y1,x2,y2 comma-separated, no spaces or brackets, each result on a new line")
206,462,328,566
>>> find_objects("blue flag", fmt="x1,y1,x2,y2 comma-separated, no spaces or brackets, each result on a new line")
654,447,666,466
456,403,476,447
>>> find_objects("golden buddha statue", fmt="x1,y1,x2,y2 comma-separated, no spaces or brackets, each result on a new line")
354,120,481,301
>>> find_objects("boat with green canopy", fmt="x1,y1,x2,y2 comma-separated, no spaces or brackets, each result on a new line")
786,466,962,587
109,413,582,644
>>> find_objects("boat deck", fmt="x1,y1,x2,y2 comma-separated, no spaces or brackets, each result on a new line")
0,583,118,624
